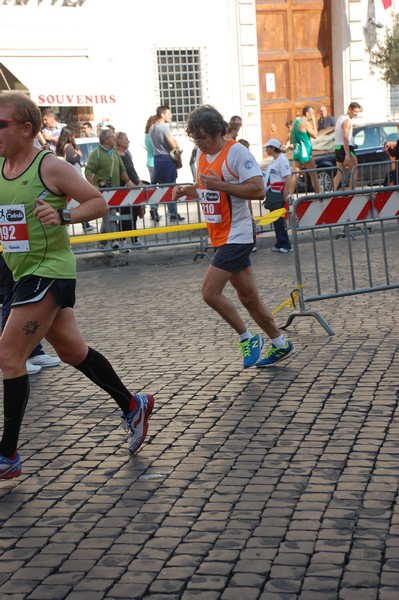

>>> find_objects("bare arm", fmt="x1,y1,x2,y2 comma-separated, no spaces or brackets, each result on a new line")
166,135,178,150
33,154,108,226
283,175,292,201
304,117,318,139
85,173,94,186
172,183,198,200
341,118,352,164
120,169,136,189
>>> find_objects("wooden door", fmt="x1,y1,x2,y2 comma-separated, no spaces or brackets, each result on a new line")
256,0,333,150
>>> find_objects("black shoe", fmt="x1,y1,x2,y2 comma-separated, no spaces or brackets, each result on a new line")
169,214,185,221
150,209,160,223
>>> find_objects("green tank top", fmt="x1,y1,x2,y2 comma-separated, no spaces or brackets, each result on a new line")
292,118,312,163
0,151,76,281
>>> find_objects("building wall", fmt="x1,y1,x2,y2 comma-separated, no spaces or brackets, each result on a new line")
0,0,396,182
0,0,260,182
332,0,397,122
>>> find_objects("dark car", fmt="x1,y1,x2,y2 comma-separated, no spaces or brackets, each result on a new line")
297,121,398,192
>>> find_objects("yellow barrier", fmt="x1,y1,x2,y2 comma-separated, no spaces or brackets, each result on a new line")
272,287,301,316
68,208,287,245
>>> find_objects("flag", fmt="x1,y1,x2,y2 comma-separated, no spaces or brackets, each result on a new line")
382,0,392,9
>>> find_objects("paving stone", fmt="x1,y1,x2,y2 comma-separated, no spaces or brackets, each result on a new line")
264,578,302,593
341,570,380,587
221,588,260,599
181,592,220,600
0,244,398,599
339,587,378,599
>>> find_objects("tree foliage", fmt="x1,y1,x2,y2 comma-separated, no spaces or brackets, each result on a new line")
369,14,399,86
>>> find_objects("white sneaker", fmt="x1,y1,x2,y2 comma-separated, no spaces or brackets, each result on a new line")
271,247,292,253
26,361,42,375
28,354,61,368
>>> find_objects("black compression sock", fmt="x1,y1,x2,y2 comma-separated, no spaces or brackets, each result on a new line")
74,347,132,413
0,375,30,457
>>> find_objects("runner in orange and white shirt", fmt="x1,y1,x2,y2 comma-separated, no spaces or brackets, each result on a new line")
172,105,295,368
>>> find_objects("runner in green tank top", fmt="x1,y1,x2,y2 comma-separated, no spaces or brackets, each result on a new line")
290,105,320,195
0,92,155,479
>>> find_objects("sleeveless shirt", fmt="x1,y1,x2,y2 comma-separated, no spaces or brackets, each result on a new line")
197,140,256,247
334,114,354,146
0,151,76,281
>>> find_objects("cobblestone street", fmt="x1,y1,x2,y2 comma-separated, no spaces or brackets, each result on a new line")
0,230,398,600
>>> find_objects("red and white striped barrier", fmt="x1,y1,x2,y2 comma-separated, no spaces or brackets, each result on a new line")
67,185,183,209
295,190,399,227
102,186,177,207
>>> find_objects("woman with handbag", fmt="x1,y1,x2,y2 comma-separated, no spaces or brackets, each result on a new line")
263,139,292,253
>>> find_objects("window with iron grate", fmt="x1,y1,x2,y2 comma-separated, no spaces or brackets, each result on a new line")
156,48,203,128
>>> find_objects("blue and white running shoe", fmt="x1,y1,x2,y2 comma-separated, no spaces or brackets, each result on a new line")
256,341,295,368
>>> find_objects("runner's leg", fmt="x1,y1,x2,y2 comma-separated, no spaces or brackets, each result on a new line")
349,155,358,189
289,162,301,195
230,266,281,340
305,157,320,194
0,293,60,457
201,264,247,335
46,307,133,414
334,161,345,190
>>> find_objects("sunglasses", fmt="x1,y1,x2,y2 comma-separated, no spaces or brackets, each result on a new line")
0,119,23,129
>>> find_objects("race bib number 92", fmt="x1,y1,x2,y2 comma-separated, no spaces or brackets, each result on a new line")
0,204,30,252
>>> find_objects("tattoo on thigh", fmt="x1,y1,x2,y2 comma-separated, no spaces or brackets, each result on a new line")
23,320,39,336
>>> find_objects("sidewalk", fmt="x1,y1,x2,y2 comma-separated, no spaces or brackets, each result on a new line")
0,236,398,600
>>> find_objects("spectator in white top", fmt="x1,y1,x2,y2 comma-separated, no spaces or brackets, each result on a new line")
263,138,292,253
333,102,362,190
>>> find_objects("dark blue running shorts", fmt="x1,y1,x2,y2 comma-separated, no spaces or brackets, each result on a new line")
11,275,76,309
212,242,256,273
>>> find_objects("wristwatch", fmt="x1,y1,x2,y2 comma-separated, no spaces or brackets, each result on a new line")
58,208,72,225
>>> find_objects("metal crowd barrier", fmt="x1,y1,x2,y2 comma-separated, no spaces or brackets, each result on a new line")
290,160,399,198
67,183,275,257
283,185,399,336
68,183,208,255
290,165,343,195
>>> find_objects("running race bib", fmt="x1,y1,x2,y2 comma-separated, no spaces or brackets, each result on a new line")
0,204,30,252
197,189,222,223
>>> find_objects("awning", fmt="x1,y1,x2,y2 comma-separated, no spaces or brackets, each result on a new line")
0,57,116,107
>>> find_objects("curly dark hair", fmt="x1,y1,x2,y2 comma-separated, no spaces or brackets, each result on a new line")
186,105,228,139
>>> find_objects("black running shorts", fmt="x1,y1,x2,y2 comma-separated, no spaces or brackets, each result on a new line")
11,275,76,309
335,145,356,163
212,242,255,273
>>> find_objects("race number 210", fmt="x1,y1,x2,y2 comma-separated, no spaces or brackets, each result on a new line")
201,203,215,215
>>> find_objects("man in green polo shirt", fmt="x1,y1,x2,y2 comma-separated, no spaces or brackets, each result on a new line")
85,128,135,249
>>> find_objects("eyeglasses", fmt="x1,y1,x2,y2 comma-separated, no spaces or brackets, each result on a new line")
0,119,22,129
188,134,210,143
